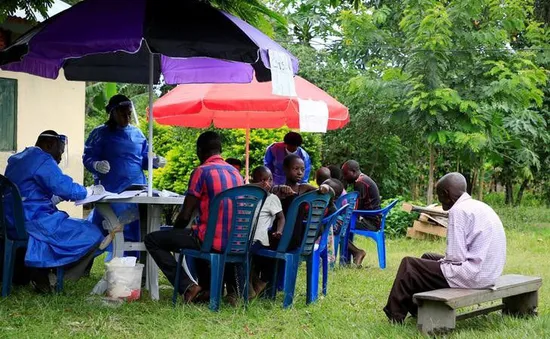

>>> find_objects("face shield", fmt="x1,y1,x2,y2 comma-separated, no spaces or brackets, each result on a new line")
39,133,69,167
109,100,139,126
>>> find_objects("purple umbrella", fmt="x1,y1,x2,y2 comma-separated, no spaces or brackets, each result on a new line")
0,0,299,195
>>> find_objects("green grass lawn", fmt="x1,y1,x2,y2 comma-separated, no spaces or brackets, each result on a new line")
1,206,549,338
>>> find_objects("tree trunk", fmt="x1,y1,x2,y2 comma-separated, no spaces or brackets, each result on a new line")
505,181,514,205
477,166,485,201
470,170,478,197
427,145,435,205
515,179,529,206
411,179,418,201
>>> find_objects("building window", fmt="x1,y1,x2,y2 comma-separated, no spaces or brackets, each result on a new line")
0,78,17,151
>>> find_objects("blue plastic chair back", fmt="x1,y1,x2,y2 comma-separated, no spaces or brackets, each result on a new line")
348,199,399,269
199,185,267,255
366,199,399,231
335,192,358,236
276,190,331,256
0,175,28,242
319,204,349,251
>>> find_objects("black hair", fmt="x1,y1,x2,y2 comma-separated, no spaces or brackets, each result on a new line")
197,131,222,155
344,160,361,172
105,94,131,130
316,167,331,186
323,178,344,198
35,130,59,147
327,165,343,181
251,166,271,182
283,132,303,147
226,158,242,167
283,153,302,169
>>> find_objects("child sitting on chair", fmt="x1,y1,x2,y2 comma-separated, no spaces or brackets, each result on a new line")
249,166,285,295
250,166,285,249
270,154,332,250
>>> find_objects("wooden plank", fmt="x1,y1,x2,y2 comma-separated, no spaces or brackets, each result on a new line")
406,227,427,239
418,213,449,227
402,203,449,217
413,220,447,237
414,275,542,309
456,304,505,321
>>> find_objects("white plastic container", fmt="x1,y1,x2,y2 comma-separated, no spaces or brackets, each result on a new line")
105,258,143,301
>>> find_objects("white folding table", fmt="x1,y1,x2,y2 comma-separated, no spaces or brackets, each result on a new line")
95,195,184,300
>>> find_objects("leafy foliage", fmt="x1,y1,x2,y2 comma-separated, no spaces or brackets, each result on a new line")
382,197,420,238
0,0,53,22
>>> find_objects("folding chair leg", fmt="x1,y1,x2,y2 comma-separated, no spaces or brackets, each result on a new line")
2,242,15,297
172,251,184,307
209,255,225,312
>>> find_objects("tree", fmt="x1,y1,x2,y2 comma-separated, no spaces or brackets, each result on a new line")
1,0,286,28
0,0,53,21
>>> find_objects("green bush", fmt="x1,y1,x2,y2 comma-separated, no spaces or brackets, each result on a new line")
484,192,546,208
383,197,420,238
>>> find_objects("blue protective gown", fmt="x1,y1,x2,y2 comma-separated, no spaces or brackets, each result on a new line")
263,142,312,185
83,124,150,249
4,147,103,268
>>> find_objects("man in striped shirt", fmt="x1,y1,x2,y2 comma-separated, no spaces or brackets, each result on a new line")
383,172,506,323
145,131,243,303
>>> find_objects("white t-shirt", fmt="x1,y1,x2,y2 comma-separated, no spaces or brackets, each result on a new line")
254,193,283,246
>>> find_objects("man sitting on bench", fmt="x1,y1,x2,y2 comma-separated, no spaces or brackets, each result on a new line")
383,172,507,323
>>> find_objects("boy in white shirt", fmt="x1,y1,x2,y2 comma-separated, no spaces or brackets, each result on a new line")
250,166,285,295
251,166,285,247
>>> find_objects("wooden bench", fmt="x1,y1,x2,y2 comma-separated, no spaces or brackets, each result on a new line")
413,274,542,335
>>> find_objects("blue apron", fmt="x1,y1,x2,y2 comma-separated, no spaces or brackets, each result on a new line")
4,147,103,268
83,125,149,256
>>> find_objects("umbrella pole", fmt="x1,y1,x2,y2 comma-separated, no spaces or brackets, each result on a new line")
147,53,154,197
245,128,250,184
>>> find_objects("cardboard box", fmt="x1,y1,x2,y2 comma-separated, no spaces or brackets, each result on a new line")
413,220,447,237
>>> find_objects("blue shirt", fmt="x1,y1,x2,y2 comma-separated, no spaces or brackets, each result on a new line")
263,142,311,185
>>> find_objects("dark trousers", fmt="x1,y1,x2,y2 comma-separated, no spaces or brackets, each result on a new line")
145,228,241,296
29,244,100,293
383,253,449,323
144,228,206,294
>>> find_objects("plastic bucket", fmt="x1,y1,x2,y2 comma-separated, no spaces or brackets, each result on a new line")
106,263,144,301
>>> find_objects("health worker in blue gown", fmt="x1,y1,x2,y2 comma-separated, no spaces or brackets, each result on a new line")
4,130,104,293
83,94,166,256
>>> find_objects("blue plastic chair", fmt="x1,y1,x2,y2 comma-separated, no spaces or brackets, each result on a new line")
310,203,349,301
343,199,399,269
0,175,64,296
332,192,359,266
172,185,267,311
253,190,331,308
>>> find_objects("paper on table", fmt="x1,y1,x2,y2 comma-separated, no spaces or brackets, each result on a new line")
74,190,143,206
268,49,296,97
298,98,329,133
